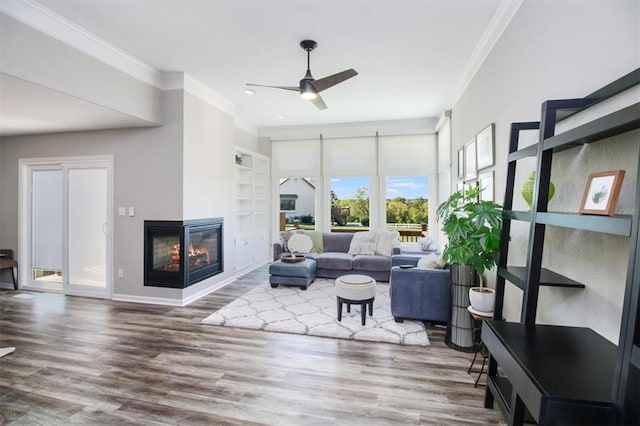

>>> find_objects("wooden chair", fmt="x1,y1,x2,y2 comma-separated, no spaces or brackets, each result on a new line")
0,249,18,290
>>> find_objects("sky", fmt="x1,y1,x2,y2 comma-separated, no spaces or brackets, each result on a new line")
331,176,428,200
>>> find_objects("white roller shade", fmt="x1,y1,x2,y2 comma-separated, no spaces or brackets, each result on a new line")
378,134,437,176
323,137,376,176
271,139,321,178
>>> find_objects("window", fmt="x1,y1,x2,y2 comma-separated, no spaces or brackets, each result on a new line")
279,177,316,230
385,176,428,242
331,177,369,229
280,196,296,211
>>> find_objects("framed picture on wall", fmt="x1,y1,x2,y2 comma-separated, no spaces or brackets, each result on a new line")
457,148,465,179
478,171,495,202
464,139,477,180
579,170,625,216
476,123,495,170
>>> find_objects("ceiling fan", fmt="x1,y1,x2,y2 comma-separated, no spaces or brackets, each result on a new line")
246,40,358,110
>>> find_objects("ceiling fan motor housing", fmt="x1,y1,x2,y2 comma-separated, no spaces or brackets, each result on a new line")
300,40,317,51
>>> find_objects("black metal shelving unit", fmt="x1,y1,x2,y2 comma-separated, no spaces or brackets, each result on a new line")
484,68,640,426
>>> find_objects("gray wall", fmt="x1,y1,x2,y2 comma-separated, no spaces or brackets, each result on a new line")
0,88,260,300
0,13,161,124
0,90,184,299
451,0,639,342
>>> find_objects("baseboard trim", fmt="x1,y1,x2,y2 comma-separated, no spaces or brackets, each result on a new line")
112,275,239,307
111,293,185,306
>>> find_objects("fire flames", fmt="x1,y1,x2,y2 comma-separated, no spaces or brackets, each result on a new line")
166,242,211,270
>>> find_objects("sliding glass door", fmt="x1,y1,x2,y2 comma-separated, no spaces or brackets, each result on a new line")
22,157,112,298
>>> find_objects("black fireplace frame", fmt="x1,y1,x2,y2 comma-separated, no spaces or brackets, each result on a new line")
144,217,223,289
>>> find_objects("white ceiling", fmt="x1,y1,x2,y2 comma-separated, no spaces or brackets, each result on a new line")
3,0,515,135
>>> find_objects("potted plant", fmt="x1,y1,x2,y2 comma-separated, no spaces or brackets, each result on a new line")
436,185,502,314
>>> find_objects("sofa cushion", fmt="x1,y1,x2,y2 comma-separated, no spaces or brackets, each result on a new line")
288,233,313,253
279,229,305,251
375,230,400,257
315,252,353,271
322,233,354,253
417,254,444,269
353,255,391,272
304,231,324,253
348,231,378,255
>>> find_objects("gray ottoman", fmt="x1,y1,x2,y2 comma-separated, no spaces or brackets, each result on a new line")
269,258,317,290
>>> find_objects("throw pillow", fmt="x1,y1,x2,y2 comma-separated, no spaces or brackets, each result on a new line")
417,254,444,269
279,229,305,252
287,233,313,253
419,236,441,255
348,231,379,256
375,230,400,257
304,231,324,253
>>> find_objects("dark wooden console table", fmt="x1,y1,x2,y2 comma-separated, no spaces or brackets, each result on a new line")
482,321,616,425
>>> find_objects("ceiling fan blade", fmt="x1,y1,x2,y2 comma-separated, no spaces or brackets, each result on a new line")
246,83,300,92
310,94,327,110
310,69,358,93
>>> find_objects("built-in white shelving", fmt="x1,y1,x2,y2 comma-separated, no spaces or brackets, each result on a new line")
234,147,271,272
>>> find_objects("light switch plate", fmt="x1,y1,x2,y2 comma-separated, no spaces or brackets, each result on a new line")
118,207,126,216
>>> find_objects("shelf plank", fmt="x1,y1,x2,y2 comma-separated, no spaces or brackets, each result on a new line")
487,376,512,418
483,321,616,424
499,266,585,288
508,144,538,162
543,103,640,153
503,210,532,222
536,212,632,236
632,344,640,370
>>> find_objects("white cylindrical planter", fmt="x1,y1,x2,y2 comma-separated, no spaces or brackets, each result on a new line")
469,287,496,314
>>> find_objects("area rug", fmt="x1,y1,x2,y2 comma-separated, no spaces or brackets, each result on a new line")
202,278,429,346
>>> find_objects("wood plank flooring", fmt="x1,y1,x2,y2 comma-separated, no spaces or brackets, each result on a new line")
0,266,506,425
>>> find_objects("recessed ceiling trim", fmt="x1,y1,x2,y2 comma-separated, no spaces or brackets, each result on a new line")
446,0,523,109
0,0,163,88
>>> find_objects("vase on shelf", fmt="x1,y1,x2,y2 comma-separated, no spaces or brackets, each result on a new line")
521,171,555,210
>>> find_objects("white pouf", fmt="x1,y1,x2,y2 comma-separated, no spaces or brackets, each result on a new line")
335,274,376,325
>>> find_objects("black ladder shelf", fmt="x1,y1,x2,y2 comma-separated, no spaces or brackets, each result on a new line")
484,68,640,426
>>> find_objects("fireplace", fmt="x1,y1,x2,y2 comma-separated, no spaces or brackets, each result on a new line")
144,218,223,288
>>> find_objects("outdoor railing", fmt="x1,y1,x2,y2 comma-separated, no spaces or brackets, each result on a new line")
283,219,427,243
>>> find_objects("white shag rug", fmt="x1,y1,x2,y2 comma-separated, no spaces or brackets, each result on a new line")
202,278,429,346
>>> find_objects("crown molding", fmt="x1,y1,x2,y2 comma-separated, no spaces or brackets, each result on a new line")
446,0,523,109
0,0,163,87
161,72,237,119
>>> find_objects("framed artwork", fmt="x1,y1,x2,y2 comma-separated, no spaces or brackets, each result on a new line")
464,139,477,180
457,148,465,179
478,171,495,202
476,123,495,170
464,179,478,198
457,181,464,193
579,170,625,216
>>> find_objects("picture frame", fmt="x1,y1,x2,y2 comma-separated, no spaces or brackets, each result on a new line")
464,139,477,180
579,170,625,216
478,171,495,202
457,148,465,179
476,123,495,170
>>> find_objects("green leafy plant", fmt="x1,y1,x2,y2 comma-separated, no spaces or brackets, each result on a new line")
435,185,503,286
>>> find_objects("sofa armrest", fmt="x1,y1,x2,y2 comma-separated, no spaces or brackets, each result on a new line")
389,266,451,323
273,241,284,261
392,243,402,255
391,255,420,267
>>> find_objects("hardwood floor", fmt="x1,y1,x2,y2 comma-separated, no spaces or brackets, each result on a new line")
0,267,505,425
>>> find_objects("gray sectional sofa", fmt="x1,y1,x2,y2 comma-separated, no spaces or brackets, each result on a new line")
273,232,401,282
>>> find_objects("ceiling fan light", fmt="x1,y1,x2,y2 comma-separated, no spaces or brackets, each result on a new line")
300,90,317,100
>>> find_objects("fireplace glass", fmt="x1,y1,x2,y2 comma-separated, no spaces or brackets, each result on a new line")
144,218,223,288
